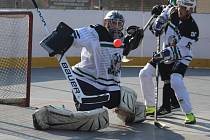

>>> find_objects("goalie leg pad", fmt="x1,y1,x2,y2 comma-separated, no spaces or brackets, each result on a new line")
115,102,146,124
32,106,50,130
40,22,74,57
32,105,109,131
132,102,146,123
118,86,137,114
114,86,138,123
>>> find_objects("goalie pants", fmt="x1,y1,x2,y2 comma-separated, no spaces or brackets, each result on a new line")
139,61,192,114
73,79,121,111
73,80,145,123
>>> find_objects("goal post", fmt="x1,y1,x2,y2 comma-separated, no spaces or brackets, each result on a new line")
0,11,33,107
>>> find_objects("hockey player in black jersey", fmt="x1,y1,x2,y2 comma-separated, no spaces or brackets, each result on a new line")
139,0,199,124
32,10,145,131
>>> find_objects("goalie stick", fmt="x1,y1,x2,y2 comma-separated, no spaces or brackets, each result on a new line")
31,0,110,104
143,14,157,32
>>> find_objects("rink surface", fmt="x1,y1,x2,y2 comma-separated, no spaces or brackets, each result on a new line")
0,67,210,140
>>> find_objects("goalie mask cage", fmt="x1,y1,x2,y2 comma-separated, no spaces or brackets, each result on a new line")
0,11,33,107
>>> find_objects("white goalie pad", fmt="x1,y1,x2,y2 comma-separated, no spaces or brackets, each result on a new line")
115,102,146,124
133,102,146,123
114,87,145,124
118,86,137,114
32,105,109,131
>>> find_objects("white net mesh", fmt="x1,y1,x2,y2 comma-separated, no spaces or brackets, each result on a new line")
0,11,32,106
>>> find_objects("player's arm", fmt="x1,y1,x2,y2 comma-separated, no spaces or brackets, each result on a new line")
72,25,100,48
153,29,199,63
151,5,174,36
40,22,100,57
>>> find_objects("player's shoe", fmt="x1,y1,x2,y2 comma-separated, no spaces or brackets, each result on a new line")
171,105,181,112
157,106,172,118
184,113,196,124
146,106,155,116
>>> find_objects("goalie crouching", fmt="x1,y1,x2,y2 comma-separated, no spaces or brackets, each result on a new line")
33,10,145,131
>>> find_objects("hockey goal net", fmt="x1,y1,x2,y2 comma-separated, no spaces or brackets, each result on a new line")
0,11,33,107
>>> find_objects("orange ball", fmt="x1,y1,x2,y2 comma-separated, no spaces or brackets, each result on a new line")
113,39,122,48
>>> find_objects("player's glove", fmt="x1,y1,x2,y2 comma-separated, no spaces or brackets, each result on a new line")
153,46,182,63
152,16,167,37
123,26,144,56
151,5,164,16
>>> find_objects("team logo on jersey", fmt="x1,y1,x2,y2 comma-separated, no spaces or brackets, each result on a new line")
108,53,121,76
168,35,177,46
191,32,197,37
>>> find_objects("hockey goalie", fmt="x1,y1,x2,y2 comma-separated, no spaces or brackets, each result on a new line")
32,10,146,131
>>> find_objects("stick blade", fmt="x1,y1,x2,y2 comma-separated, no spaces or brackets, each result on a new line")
154,121,166,128
121,56,132,63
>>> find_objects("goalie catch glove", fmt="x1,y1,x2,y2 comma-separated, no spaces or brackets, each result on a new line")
40,22,74,57
123,26,144,56
153,46,182,63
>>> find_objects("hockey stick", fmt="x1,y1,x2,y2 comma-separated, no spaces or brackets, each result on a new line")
121,15,157,63
143,15,157,32
154,35,166,128
32,0,110,104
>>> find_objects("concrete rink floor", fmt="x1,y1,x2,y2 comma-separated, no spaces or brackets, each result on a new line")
0,67,210,140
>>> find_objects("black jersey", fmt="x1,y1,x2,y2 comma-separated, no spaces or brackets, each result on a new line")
167,8,199,42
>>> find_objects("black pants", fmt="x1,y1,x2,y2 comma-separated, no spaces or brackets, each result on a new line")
159,63,178,110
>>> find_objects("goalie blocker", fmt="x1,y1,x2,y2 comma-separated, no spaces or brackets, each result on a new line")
40,22,74,57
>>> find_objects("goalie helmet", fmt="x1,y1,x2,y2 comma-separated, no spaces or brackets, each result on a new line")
104,10,124,39
177,0,196,10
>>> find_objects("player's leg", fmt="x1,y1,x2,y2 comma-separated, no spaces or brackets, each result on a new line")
32,105,109,131
170,89,181,111
157,62,177,117
112,86,146,124
139,62,156,116
170,62,196,124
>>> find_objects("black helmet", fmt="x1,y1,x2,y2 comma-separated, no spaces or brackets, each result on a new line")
104,10,124,39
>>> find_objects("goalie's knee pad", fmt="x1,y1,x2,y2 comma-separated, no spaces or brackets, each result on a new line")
32,105,109,131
